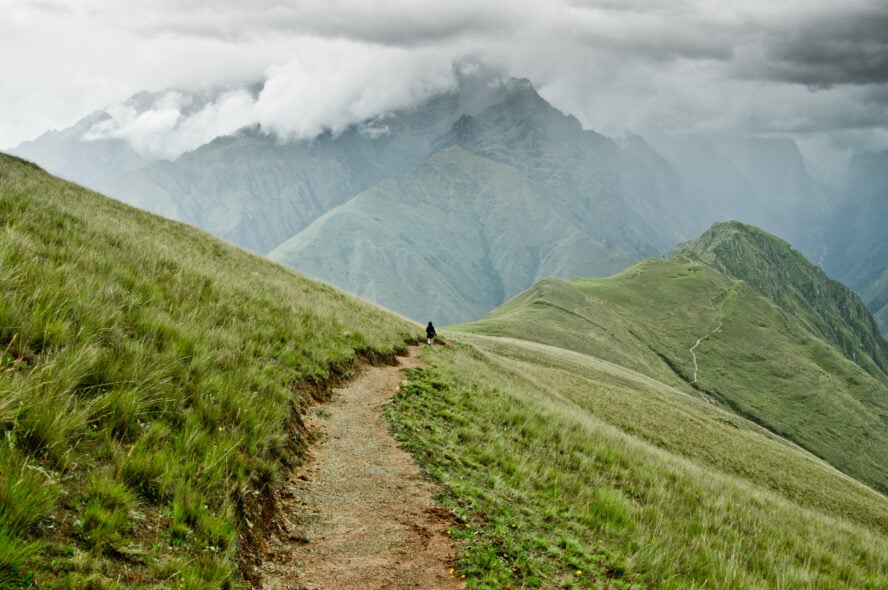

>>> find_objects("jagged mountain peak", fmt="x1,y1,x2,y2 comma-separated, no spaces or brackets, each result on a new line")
430,77,608,163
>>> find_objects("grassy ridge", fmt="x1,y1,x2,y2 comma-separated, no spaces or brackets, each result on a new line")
671,221,888,379
456,258,888,494
0,153,417,588
388,340,888,589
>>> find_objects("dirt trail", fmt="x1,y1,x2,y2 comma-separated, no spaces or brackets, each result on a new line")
689,322,722,386
257,346,462,590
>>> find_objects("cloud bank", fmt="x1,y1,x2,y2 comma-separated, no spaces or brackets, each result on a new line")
2,0,887,166
81,40,462,158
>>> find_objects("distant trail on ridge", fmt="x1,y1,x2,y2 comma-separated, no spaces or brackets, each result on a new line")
690,322,722,387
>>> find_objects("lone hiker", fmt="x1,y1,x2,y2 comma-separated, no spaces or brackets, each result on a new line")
426,321,436,346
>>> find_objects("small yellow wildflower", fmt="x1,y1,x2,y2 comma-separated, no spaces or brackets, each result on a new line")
576,570,582,576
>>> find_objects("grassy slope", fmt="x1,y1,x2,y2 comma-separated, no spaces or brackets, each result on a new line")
388,339,888,589
454,258,888,495
0,153,418,588
672,221,888,380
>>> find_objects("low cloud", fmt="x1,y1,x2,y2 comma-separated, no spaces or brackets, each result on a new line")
84,89,257,158
82,39,464,158
4,0,888,165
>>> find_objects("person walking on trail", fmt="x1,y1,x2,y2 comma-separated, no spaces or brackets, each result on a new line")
426,321,436,346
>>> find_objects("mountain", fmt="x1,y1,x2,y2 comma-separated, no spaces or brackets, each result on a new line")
10,110,151,189
271,82,700,324
10,77,883,329
0,153,416,587
18,77,520,254
102,126,395,253
456,221,888,493
672,221,888,379
821,149,888,337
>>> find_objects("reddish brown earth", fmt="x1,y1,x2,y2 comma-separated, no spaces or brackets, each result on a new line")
256,346,462,589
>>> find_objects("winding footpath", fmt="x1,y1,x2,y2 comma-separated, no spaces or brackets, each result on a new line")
689,284,738,390
689,322,722,386
257,346,461,589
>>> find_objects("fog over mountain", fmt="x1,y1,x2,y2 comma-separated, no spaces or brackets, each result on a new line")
3,1,888,170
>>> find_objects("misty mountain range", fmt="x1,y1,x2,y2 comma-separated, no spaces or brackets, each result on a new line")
8,77,887,332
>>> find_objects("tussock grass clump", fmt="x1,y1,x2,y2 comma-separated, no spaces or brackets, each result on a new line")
0,153,417,586
388,342,888,589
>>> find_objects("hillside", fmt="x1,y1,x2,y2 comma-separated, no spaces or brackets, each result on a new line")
0,153,418,587
672,221,888,378
456,223,888,494
388,336,888,588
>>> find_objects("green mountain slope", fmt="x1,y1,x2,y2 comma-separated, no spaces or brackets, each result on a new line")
672,221,888,379
0,153,417,587
456,224,888,493
388,337,888,588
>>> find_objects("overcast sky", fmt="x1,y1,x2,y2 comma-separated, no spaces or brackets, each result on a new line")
2,0,887,171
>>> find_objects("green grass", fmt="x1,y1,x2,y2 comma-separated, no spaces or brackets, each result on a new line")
0,153,419,587
454,258,888,494
673,221,888,380
387,341,888,589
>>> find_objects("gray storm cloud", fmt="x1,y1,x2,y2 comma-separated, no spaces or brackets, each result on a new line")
2,0,887,164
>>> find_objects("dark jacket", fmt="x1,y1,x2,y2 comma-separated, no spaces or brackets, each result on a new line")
426,322,436,339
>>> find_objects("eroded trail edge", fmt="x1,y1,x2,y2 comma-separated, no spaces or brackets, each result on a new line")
257,346,461,589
